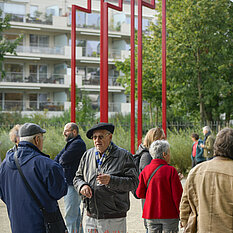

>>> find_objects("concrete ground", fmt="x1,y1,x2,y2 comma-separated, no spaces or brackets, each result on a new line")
0,190,185,233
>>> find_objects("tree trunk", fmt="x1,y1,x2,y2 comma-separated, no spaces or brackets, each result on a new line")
196,48,205,123
149,102,153,125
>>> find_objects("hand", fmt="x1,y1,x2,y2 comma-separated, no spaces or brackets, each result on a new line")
200,144,204,148
178,173,184,180
180,221,184,228
80,185,92,198
96,174,111,185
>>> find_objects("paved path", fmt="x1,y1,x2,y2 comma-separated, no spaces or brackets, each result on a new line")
0,191,184,233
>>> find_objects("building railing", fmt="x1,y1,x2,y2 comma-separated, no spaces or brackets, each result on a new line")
16,45,65,55
1,72,65,84
4,13,53,25
91,102,121,112
80,47,121,59
0,100,64,112
82,75,121,86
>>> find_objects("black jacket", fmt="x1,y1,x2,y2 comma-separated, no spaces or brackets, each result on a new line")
73,142,139,219
55,135,86,185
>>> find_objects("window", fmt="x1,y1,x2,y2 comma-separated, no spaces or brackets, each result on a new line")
86,41,100,57
5,93,23,110
87,13,100,29
126,16,150,31
5,64,23,82
30,34,49,47
29,64,47,82
29,94,37,109
4,3,25,22
30,6,38,17
76,11,86,27
68,11,86,26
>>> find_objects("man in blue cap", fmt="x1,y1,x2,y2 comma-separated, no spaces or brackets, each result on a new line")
73,122,138,233
0,123,67,233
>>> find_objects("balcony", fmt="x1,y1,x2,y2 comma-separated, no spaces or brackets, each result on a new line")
74,47,127,60
1,72,65,84
0,100,65,112
82,75,121,86
16,45,65,55
5,13,52,25
91,102,127,113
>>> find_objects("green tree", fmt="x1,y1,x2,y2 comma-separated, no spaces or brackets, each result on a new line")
0,10,22,77
115,31,163,125
167,0,233,123
115,0,233,123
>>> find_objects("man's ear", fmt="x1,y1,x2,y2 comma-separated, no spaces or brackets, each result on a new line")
162,152,166,158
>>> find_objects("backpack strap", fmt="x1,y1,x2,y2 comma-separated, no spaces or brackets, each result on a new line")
147,164,164,189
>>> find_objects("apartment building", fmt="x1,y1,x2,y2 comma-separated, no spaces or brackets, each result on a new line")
0,0,155,117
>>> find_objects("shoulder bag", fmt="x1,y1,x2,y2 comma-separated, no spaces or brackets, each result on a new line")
14,151,67,233
147,164,164,189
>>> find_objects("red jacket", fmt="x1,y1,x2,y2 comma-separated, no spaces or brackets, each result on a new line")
136,159,183,219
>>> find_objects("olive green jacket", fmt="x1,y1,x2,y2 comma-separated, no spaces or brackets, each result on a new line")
203,134,215,158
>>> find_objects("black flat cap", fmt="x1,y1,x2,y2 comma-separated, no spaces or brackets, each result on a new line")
19,123,46,137
86,122,115,139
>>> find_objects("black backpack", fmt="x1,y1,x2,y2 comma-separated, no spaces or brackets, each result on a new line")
133,148,149,175
132,148,149,199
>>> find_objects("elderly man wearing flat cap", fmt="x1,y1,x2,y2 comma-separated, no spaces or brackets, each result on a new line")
0,123,68,233
73,122,138,233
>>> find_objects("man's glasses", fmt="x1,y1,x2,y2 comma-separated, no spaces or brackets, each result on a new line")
91,133,110,140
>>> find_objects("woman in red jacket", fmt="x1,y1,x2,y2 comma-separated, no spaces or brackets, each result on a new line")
136,140,183,233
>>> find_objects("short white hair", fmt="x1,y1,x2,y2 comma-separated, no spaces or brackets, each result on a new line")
149,140,170,159
203,126,211,132
20,133,41,143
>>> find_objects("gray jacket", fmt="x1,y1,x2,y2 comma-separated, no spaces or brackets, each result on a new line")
73,142,138,219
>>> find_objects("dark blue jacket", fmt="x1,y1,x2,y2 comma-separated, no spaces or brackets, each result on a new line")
191,139,206,164
54,135,86,185
0,141,67,233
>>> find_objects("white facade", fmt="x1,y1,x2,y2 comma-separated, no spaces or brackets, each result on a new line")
0,0,156,117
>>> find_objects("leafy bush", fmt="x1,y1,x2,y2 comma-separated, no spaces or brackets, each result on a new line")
0,129,14,161
167,129,193,175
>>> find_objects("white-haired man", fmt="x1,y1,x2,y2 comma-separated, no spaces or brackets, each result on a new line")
201,126,215,160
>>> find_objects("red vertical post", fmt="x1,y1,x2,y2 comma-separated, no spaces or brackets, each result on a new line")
70,1,92,123
100,0,123,123
137,0,155,146
100,1,109,122
162,0,167,136
137,0,143,146
131,0,135,154
71,5,76,123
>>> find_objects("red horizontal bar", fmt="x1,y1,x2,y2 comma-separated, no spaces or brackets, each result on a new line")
73,0,92,13
142,0,155,9
105,0,123,11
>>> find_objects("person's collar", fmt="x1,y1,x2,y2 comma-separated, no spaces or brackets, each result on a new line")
67,135,80,143
96,141,113,157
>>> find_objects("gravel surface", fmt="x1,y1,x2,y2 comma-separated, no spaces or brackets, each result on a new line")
0,181,186,233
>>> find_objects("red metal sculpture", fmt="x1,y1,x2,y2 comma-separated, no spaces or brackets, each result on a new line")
71,0,166,152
